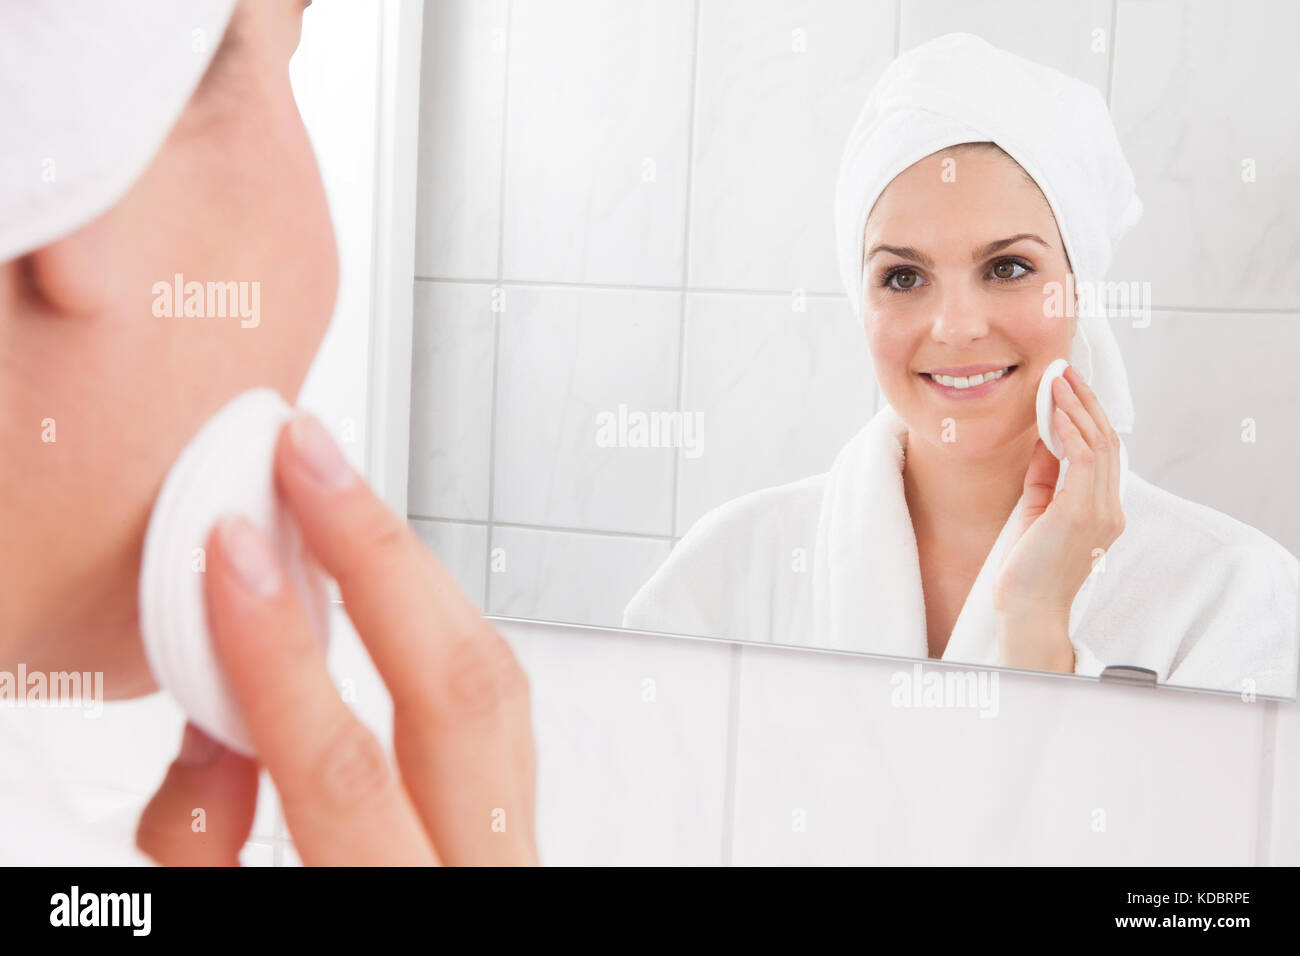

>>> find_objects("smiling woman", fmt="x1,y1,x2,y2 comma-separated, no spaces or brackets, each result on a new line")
623,33,1299,699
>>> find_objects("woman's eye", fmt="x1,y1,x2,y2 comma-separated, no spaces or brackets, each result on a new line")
990,259,1029,280
886,269,923,291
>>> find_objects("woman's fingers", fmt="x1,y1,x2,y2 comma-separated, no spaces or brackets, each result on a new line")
273,413,537,865
1050,374,1102,509
1052,374,1123,561
1052,372,1104,451
1062,364,1113,431
204,515,438,866
1019,438,1061,524
1060,365,1124,538
136,723,259,866
1053,406,1091,482
1062,365,1119,503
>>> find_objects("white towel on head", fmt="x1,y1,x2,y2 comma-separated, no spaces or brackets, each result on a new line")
0,0,237,263
833,32,1143,432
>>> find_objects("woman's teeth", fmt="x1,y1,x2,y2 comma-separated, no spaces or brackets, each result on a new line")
925,366,1011,389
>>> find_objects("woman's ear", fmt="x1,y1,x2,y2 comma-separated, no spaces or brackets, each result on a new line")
24,207,124,317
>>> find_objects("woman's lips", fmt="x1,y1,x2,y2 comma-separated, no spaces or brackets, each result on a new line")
918,364,1017,400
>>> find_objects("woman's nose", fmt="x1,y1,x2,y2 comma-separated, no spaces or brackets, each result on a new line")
929,286,989,346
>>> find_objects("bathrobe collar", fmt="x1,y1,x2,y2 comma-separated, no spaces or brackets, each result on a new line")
811,404,1114,667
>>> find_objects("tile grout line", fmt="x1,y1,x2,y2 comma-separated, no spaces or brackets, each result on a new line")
675,0,739,862
669,0,703,544
719,642,744,867
483,0,514,614
1105,0,1118,109
413,277,1300,317
1255,699,1278,866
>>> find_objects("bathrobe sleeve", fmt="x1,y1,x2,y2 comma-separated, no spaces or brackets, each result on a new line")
0,727,157,865
622,475,826,644
1084,475,1300,699
1163,540,1300,699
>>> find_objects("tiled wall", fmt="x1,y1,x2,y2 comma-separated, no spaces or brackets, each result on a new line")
411,0,1300,634
410,0,1300,863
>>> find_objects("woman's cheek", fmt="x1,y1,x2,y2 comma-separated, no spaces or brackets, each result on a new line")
864,306,918,391
1009,291,1073,360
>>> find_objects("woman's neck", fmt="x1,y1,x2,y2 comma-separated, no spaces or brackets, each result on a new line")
902,425,1040,544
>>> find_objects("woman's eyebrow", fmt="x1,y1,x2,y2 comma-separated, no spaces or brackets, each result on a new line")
865,244,934,268
864,233,1048,269
972,233,1049,259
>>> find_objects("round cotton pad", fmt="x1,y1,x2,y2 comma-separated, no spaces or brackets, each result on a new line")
1036,358,1071,459
139,388,331,757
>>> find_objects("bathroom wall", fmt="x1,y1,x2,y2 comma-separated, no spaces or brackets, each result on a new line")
408,0,1300,864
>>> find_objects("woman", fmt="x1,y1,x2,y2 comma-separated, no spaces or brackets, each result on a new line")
1,0,536,864
624,33,1298,698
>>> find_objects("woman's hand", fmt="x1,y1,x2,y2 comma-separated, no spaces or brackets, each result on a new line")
994,365,1125,672
136,413,538,865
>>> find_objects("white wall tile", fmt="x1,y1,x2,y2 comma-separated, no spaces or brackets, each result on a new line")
689,0,896,294
729,644,1266,865
500,619,732,865
501,0,695,287
899,0,1113,93
492,285,680,536
676,291,875,533
1111,311,1300,558
408,281,496,521
1109,0,1300,309
412,518,490,610
488,525,671,630
414,0,509,279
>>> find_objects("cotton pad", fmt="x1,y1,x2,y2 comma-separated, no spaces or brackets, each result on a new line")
1036,358,1071,459
139,388,331,757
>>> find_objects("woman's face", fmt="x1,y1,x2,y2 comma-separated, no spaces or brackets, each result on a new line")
861,145,1075,458
0,0,336,696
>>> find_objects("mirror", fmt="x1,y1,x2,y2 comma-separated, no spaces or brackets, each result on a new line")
407,0,1300,700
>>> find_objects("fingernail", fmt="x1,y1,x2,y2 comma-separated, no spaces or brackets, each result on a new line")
217,515,283,597
177,723,222,767
288,413,356,490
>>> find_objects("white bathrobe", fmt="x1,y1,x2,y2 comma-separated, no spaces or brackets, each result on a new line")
0,714,155,865
624,405,1299,699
